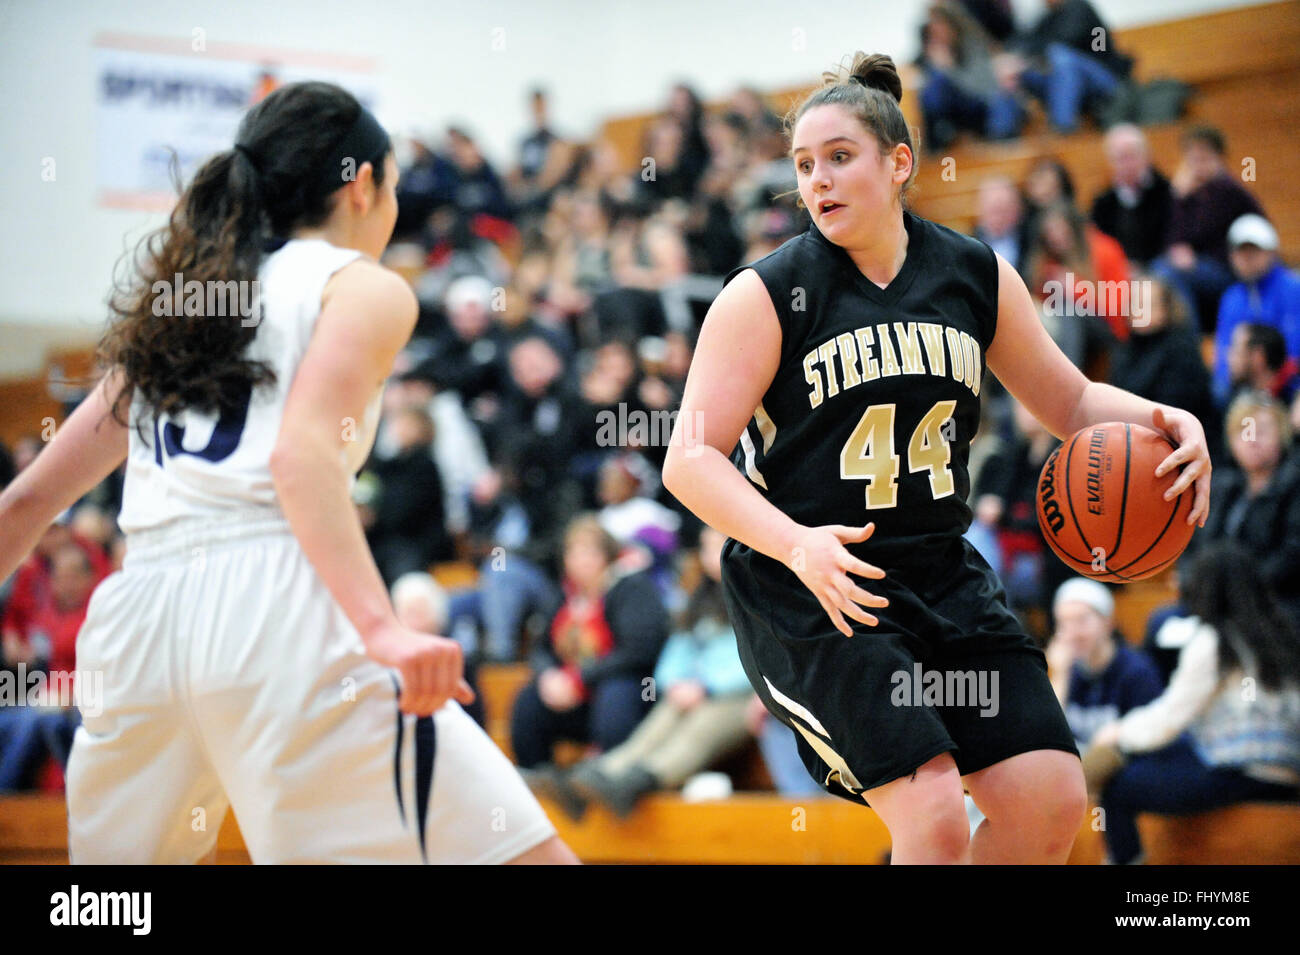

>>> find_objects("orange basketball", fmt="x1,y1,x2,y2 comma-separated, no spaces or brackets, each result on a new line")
1035,422,1196,582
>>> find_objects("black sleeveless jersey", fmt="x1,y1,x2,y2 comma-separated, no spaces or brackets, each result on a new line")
722,210,999,567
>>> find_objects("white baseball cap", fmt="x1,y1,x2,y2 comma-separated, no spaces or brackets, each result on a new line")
1227,214,1278,252
444,275,494,312
1053,577,1114,620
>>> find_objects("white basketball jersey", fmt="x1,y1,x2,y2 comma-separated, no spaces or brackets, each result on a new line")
117,239,381,534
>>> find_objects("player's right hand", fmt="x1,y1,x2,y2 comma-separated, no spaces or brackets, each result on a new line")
363,624,476,716
787,522,890,638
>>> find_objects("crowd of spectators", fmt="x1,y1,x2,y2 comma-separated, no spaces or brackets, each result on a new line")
2,20,1298,849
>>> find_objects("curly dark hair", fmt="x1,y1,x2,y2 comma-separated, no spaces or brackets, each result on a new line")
97,81,389,439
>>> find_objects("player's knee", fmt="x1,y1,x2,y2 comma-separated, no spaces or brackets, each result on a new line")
1048,765,1089,837
892,795,969,861
914,808,970,861
1021,764,1088,849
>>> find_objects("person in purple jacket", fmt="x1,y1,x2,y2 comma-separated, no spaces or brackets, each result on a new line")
1152,126,1265,333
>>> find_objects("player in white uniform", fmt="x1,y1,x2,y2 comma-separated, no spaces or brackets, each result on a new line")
0,82,574,864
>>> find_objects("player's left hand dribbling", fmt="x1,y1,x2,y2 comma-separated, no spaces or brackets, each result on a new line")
787,522,890,638
1151,406,1211,527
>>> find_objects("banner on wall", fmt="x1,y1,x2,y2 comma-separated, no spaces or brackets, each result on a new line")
94,33,379,211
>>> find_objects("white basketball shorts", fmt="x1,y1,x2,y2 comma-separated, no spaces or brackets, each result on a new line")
66,507,555,864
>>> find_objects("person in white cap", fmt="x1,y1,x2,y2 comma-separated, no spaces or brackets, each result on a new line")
1046,577,1164,747
1212,213,1300,405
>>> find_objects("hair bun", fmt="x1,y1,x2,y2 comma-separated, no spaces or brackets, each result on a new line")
847,52,902,103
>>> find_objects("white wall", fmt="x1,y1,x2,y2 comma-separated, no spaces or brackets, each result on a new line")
0,0,1268,378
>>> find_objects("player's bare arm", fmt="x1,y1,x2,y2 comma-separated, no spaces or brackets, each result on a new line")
269,258,472,715
0,366,129,584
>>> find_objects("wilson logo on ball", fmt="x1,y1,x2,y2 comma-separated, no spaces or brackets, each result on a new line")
1038,449,1066,534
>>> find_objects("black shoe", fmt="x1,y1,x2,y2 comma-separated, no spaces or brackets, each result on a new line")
570,764,659,819
519,764,588,822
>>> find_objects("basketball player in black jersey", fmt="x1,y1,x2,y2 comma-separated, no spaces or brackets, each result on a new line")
662,53,1211,864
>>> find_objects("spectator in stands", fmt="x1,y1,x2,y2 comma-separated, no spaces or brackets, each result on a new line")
469,334,586,661
549,191,616,306
1224,323,1297,411
1090,124,1174,267
391,366,492,542
916,1,1023,150
527,526,752,817
970,399,1069,630
68,503,117,560
1212,214,1300,405
0,541,97,790
610,213,691,294
1195,391,1300,617
360,406,452,585
572,339,649,495
597,451,681,595
728,86,781,136
664,83,711,198
410,275,507,408
510,87,572,217
1109,275,1219,459
1090,542,1300,864
684,126,746,275
959,0,1015,43
638,117,698,205
509,514,668,769
1024,201,1128,365
998,0,1133,133
1046,578,1164,747
444,126,512,222
1020,156,1077,258
973,176,1030,277
391,571,484,727
2,514,108,653
1152,125,1265,334
1140,560,1197,686
393,138,459,241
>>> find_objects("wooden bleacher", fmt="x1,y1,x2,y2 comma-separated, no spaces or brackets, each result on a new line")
908,1,1300,260
4,655,1297,865
595,3,1300,262
6,787,1298,864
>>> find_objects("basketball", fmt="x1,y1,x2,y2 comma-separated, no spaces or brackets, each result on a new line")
1036,422,1196,582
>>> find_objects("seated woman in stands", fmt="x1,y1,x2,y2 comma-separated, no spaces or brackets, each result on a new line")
524,526,754,818
1086,542,1300,864
1197,392,1300,617
509,514,668,770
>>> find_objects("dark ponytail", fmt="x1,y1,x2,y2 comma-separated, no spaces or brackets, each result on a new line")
785,51,918,207
99,81,390,436
1182,542,1300,692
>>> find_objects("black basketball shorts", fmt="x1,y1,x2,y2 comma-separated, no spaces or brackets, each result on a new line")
720,534,1080,805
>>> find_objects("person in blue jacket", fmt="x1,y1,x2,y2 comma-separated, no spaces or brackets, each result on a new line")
1213,215,1300,407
